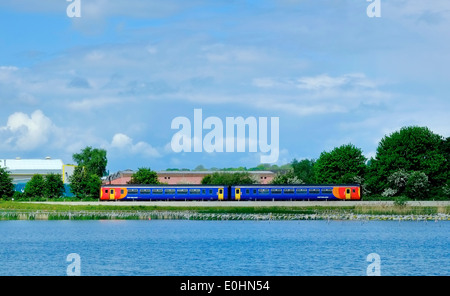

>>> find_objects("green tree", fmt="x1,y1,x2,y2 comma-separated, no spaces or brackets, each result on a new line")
201,172,257,186
0,167,15,199
128,168,160,184
291,159,316,183
69,166,101,199
315,144,367,184
44,173,65,199
24,174,46,199
367,126,446,196
270,169,303,185
73,146,108,177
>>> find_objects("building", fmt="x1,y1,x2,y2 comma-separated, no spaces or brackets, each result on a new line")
103,170,275,185
0,158,75,195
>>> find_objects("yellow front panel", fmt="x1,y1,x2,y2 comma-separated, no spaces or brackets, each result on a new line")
218,188,224,200
345,188,351,200
235,188,241,201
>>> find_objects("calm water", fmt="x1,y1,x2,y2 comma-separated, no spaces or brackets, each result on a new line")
0,220,448,276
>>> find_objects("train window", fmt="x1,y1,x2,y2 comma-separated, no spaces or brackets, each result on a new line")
310,189,320,194
202,189,206,194
177,189,188,194
321,189,333,194
284,189,294,194
128,189,138,194
272,189,282,194
209,189,213,194
121,189,124,194
190,189,201,194
165,189,175,194
141,189,151,194
296,189,307,194
253,189,257,194
153,189,163,194
258,189,270,194
353,189,356,193
246,189,250,194
105,190,108,193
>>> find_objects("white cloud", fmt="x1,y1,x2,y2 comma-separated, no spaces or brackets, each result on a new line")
0,110,54,150
110,133,161,158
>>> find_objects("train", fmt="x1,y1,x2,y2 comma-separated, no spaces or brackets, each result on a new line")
100,184,361,201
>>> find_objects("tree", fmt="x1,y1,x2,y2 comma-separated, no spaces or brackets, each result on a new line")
44,173,65,199
72,146,108,177
128,168,160,184
69,166,102,199
314,144,367,184
24,174,46,199
367,126,446,195
270,169,303,185
0,167,14,199
291,159,316,184
201,172,257,186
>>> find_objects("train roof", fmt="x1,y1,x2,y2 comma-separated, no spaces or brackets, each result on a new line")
102,184,361,187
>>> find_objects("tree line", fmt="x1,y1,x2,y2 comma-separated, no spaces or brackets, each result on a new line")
0,125,448,200
200,126,450,200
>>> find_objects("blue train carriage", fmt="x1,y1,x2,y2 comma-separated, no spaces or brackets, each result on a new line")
231,185,361,201
100,185,228,201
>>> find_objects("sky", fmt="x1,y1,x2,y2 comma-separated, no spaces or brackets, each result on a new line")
0,0,449,174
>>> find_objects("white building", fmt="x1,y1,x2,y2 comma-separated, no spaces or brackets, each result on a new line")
0,158,74,184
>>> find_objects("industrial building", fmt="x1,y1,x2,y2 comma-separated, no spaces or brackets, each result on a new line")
104,170,275,185
0,158,75,195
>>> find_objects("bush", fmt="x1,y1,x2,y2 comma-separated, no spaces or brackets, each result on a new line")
24,175,46,199
0,167,15,199
404,171,430,200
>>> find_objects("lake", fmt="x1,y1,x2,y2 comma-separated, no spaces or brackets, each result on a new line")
0,220,448,276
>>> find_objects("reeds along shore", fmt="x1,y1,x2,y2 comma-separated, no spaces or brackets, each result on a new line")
0,210,449,221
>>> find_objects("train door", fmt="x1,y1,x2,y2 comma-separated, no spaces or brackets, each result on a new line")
345,188,351,200
218,188,224,200
235,187,241,201
110,189,115,200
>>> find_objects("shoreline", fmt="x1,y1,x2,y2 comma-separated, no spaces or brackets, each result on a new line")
0,200,449,221
0,210,449,221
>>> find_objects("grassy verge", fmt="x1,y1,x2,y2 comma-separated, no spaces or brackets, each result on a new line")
0,201,448,220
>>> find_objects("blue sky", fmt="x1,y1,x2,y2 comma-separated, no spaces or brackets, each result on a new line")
0,0,449,173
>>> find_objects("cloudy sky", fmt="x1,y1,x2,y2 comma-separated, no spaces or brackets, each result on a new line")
0,0,449,173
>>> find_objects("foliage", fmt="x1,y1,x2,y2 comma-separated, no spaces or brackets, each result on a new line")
270,169,303,185
404,171,430,200
24,174,46,199
381,169,430,200
72,146,108,177
314,144,367,184
0,167,15,199
393,196,409,207
367,126,446,196
69,166,102,199
201,172,258,186
44,173,65,199
128,168,160,185
291,159,316,184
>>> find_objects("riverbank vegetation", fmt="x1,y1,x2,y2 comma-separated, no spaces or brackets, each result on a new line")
0,200,448,221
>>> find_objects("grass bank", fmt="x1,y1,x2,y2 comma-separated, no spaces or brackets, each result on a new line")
0,201,449,221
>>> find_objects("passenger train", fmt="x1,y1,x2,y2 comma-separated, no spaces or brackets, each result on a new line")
100,184,361,201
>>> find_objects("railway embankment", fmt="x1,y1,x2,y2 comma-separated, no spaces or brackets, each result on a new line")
0,201,448,221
